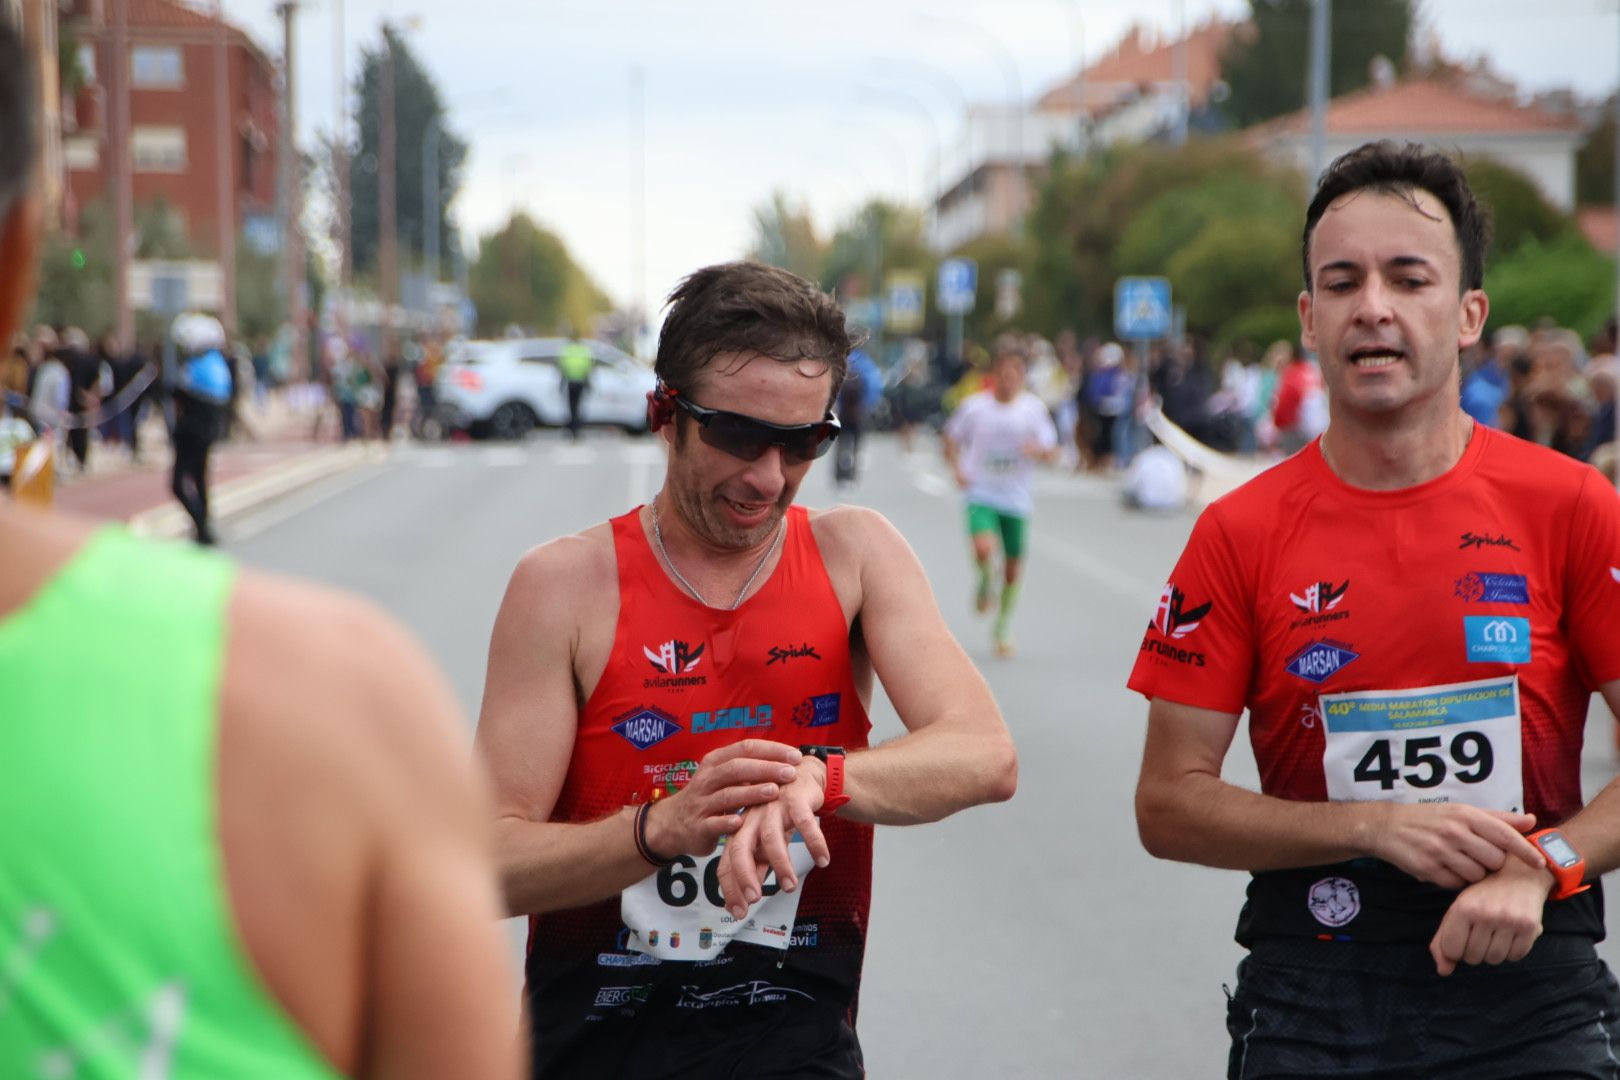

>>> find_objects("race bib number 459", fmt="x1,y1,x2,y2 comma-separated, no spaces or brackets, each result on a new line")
1319,675,1523,813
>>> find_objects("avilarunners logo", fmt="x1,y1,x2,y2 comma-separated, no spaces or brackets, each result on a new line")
643,639,708,688
1290,580,1348,614
1142,583,1211,667
1153,583,1211,640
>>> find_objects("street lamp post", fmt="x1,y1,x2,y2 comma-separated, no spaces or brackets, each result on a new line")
918,14,1025,232
423,115,440,283
1308,0,1332,190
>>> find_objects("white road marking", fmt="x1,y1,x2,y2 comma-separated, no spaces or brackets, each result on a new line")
483,446,532,467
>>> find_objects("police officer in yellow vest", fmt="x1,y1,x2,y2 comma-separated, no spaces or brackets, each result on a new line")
558,333,593,441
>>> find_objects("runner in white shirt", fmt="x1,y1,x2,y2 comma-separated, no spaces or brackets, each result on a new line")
942,339,1059,657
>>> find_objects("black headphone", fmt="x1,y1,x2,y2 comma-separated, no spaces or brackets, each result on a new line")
646,380,678,432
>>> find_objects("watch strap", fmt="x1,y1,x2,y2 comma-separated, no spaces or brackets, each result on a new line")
817,751,850,817
1529,828,1591,900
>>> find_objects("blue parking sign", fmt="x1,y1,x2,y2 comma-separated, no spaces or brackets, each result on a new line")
938,258,977,316
1114,277,1172,341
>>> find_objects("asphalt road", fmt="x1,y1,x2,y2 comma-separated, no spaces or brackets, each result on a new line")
225,429,1620,1078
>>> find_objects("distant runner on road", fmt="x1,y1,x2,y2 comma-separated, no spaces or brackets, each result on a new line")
943,337,1059,658
477,260,1017,1079
1131,141,1620,1077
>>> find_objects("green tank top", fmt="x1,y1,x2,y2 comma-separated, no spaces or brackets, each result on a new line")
0,528,340,1078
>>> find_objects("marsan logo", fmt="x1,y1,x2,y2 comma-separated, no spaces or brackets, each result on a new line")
1153,583,1212,640
645,639,705,675
766,643,822,666
1290,580,1348,614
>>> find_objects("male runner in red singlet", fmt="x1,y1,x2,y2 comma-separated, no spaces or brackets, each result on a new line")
477,260,1019,1078
1132,142,1620,1077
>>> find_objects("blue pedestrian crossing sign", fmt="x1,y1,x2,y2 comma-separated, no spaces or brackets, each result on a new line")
1114,277,1172,341
938,257,977,316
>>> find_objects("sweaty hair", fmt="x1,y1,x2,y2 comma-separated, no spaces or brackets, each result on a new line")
1302,141,1491,293
0,0,36,221
656,261,853,408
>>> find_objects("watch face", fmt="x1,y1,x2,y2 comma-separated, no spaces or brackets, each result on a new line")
1538,832,1581,869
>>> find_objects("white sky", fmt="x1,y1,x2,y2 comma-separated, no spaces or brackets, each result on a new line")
234,0,1620,322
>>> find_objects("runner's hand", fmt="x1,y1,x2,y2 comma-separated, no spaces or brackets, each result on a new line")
643,741,800,860
716,757,832,921
952,466,969,489
1429,854,1554,975
1369,803,1542,889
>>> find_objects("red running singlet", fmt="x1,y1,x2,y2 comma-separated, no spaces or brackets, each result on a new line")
525,506,873,1079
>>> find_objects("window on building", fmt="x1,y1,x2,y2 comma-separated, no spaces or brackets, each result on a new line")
132,126,187,172
76,43,97,86
130,45,183,89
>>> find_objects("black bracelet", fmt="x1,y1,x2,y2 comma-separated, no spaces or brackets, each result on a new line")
633,801,677,868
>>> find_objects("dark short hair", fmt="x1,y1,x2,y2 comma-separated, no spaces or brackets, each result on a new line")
655,262,853,408
1302,141,1491,293
0,1,35,220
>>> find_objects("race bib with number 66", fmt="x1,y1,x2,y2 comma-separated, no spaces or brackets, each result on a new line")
621,833,816,962
1319,675,1523,813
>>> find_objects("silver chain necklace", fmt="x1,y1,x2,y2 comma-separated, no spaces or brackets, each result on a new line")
649,498,784,610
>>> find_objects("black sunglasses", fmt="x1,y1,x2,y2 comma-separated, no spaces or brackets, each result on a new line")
673,395,840,465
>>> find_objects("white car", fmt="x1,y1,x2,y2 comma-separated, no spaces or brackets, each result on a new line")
435,337,655,439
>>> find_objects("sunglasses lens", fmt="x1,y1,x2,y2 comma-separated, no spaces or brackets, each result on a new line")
698,415,773,461
696,413,836,465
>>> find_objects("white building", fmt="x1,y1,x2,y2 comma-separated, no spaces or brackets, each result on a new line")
1248,76,1585,211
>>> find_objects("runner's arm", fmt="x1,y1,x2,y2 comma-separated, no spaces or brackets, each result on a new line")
836,509,1017,824
355,615,524,1080
1548,678,1620,878
1427,677,1620,974
1136,697,1541,886
477,541,796,915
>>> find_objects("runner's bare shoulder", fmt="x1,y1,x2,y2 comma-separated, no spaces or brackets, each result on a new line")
499,521,618,634
217,569,491,1069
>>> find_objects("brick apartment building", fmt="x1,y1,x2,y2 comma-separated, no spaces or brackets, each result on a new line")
59,0,280,262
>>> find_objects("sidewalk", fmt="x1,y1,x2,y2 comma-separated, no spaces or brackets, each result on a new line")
52,390,369,540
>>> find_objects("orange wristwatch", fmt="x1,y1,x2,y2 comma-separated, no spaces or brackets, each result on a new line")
1528,828,1590,900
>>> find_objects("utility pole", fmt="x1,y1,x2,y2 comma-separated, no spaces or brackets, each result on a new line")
630,65,645,342
334,0,349,298
1172,0,1189,146
276,0,304,378
378,26,398,359
423,117,440,283
1307,0,1332,191
111,0,133,348
213,0,237,335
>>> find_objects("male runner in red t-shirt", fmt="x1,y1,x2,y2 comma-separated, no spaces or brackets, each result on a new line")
476,261,1018,1078
1131,141,1620,1077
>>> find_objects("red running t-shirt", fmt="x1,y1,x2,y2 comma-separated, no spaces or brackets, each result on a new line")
1128,427,1620,943
526,505,873,1077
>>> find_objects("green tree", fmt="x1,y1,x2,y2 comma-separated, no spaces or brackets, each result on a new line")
1466,157,1573,259
29,198,195,339
348,27,468,277
1166,216,1299,339
1485,234,1613,341
1222,0,1414,128
468,212,610,337
1024,139,1304,339
1575,114,1614,208
747,191,825,283
819,200,931,298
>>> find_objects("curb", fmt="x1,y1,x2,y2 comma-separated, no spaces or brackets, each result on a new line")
128,443,371,540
